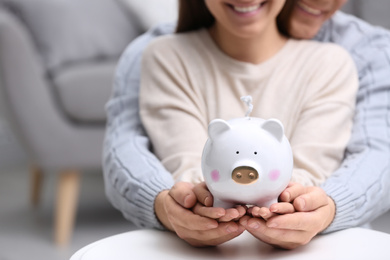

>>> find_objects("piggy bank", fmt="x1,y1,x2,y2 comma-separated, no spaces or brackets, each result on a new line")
201,117,293,209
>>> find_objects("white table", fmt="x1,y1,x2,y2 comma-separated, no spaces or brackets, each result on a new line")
71,228,390,260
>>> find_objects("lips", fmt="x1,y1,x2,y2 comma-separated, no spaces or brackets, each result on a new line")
233,4,261,13
297,1,323,16
228,1,268,14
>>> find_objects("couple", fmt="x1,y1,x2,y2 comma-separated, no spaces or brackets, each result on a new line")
103,0,390,249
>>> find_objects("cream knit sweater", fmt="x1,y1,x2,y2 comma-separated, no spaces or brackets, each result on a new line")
140,29,358,186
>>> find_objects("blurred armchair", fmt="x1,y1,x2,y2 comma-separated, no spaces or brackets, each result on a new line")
0,0,141,245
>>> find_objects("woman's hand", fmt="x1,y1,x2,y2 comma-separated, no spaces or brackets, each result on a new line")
155,182,245,247
192,182,247,223
240,183,336,249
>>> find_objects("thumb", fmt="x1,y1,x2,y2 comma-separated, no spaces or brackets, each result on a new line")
168,182,197,208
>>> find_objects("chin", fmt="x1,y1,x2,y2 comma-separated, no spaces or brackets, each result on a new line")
289,22,320,39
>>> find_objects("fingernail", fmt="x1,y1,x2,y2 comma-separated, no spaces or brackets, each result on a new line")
230,211,239,219
217,210,225,217
284,191,291,202
267,222,278,228
259,212,268,218
249,222,260,229
297,198,306,210
207,223,218,229
227,225,238,233
184,195,191,207
204,196,211,206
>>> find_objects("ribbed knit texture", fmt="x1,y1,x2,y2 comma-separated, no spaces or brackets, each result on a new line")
103,24,176,229
316,12,390,233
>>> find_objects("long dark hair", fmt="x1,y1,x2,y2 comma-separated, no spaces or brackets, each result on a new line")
277,0,296,37
176,0,214,33
175,0,296,37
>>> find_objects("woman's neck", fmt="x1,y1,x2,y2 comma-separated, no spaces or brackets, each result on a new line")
208,23,288,64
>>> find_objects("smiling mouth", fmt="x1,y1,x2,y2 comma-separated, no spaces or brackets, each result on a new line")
229,1,268,14
297,1,322,16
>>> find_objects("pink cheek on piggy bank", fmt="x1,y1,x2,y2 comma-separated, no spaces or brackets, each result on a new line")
268,169,280,181
211,170,220,182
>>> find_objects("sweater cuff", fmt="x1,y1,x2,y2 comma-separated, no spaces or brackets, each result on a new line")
320,181,355,234
135,174,174,230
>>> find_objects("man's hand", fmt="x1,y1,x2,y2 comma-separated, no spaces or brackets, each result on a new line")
240,183,336,249
155,182,245,247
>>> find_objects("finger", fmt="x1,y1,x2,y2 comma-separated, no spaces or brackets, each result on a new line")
248,207,276,220
236,205,248,219
266,211,321,231
169,182,196,208
222,205,247,222
218,208,240,222
192,202,225,219
269,202,295,214
239,215,251,226
181,222,245,247
279,182,306,203
244,218,311,249
293,188,328,212
193,182,213,206
165,194,218,231
247,206,261,216
247,206,254,216
248,206,260,217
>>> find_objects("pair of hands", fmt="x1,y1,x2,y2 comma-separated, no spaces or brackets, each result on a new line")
154,182,336,249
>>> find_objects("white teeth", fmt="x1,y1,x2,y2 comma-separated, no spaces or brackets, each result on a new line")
297,1,322,15
233,4,260,13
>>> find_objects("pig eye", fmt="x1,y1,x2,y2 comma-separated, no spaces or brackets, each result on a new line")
254,151,258,155
236,151,240,154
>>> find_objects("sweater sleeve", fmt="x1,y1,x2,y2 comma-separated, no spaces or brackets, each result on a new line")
289,45,358,187
102,23,175,229
317,14,390,233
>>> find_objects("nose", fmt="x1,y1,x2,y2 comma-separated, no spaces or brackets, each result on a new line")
232,166,258,185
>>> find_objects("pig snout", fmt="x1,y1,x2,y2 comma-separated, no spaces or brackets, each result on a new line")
232,166,258,185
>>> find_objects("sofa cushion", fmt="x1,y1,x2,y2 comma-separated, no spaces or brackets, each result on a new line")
1,0,141,73
53,61,116,123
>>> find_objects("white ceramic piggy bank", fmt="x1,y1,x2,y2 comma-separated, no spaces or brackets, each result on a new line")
201,116,293,209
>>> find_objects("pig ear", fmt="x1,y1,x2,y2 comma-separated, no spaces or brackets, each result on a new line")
208,119,231,140
261,119,284,142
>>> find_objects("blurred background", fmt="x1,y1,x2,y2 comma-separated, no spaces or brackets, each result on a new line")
0,0,389,260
